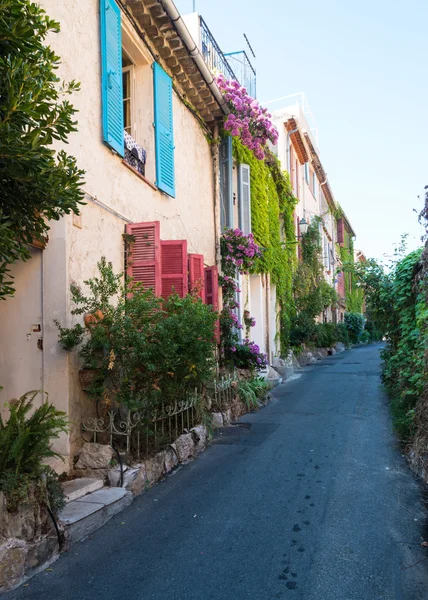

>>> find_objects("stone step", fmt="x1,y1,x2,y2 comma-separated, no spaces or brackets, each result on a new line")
59,487,133,544
62,478,104,503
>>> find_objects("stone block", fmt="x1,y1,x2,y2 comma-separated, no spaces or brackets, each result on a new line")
25,536,58,572
144,452,166,486
173,433,195,462
75,443,114,470
126,464,148,497
335,342,345,353
0,541,27,592
191,425,208,452
222,408,233,426
211,412,224,428
164,448,179,473
62,478,104,503
60,488,132,544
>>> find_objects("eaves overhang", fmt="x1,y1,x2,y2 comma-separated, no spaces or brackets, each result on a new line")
121,0,225,126
285,118,308,164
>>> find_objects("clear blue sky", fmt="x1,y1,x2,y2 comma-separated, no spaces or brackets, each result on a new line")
176,0,427,261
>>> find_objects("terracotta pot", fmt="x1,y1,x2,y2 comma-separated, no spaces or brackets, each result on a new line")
84,310,104,328
78,368,101,392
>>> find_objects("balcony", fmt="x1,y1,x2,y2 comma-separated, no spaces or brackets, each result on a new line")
225,51,256,98
200,16,236,82
184,14,257,97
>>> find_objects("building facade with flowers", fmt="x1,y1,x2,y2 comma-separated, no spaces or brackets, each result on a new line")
272,100,357,324
0,0,360,473
0,0,231,470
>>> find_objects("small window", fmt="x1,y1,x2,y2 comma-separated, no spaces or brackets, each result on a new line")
304,162,309,184
312,172,317,199
122,51,133,136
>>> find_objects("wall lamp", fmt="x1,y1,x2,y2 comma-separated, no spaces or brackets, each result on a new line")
297,217,308,237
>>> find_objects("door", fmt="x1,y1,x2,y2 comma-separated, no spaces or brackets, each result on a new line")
0,248,43,414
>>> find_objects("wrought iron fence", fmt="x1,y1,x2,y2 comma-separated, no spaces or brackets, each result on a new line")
82,389,201,460
207,373,237,412
200,16,237,82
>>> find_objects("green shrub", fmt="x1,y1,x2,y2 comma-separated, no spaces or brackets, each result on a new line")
56,258,218,411
312,323,338,348
344,312,365,343
0,391,68,511
237,377,272,410
336,323,350,346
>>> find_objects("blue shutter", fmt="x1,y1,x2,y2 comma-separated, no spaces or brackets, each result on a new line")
238,163,251,234
219,136,233,230
153,62,175,197
100,0,124,156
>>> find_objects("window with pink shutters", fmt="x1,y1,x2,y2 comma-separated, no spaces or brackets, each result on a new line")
125,221,161,295
161,240,188,298
188,254,205,302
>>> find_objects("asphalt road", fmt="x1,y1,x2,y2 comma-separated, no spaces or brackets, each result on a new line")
7,344,428,599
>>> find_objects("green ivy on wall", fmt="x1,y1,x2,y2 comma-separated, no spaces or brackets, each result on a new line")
232,138,297,353
334,207,364,314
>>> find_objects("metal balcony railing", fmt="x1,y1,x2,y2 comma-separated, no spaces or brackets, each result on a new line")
225,51,256,98
200,16,237,82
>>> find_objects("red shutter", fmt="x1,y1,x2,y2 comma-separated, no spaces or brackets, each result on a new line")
204,266,219,309
161,240,188,298
188,254,205,302
204,266,220,343
125,221,161,294
337,218,344,245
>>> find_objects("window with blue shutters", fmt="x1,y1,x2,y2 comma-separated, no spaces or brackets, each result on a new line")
238,163,251,235
153,63,175,197
100,0,124,156
220,137,233,230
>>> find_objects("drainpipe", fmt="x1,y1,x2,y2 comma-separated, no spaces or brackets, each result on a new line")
160,1,229,115
212,124,221,268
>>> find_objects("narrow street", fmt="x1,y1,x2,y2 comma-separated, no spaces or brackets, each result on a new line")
7,344,428,600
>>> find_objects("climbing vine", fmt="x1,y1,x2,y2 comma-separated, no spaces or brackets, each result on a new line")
290,219,338,347
232,138,297,353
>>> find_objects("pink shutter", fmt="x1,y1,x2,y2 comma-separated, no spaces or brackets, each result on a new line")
337,218,344,245
125,221,161,294
204,266,219,309
188,254,205,302
161,240,188,298
204,266,220,343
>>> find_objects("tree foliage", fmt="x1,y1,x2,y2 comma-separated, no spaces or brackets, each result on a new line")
290,219,337,346
0,0,85,298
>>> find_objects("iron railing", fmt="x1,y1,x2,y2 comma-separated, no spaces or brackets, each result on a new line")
81,375,240,459
200,16,237,82
225,51,256,98
207,373,237,412
82,389,201,460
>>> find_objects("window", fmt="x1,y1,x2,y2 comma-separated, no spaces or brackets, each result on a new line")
239,163,251,234
220,137,233,230
312,171,317,199
304,162,309,184
122,52,133,135
295,158,299,198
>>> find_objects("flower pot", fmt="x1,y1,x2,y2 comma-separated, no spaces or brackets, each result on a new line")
78,368,101,392
84,310,104,328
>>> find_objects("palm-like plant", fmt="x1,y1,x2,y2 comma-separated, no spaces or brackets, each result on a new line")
0,391,68,478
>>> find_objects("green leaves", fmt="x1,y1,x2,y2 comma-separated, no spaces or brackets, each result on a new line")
0,0,84,298
55,259,218,411
0,390,68,507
